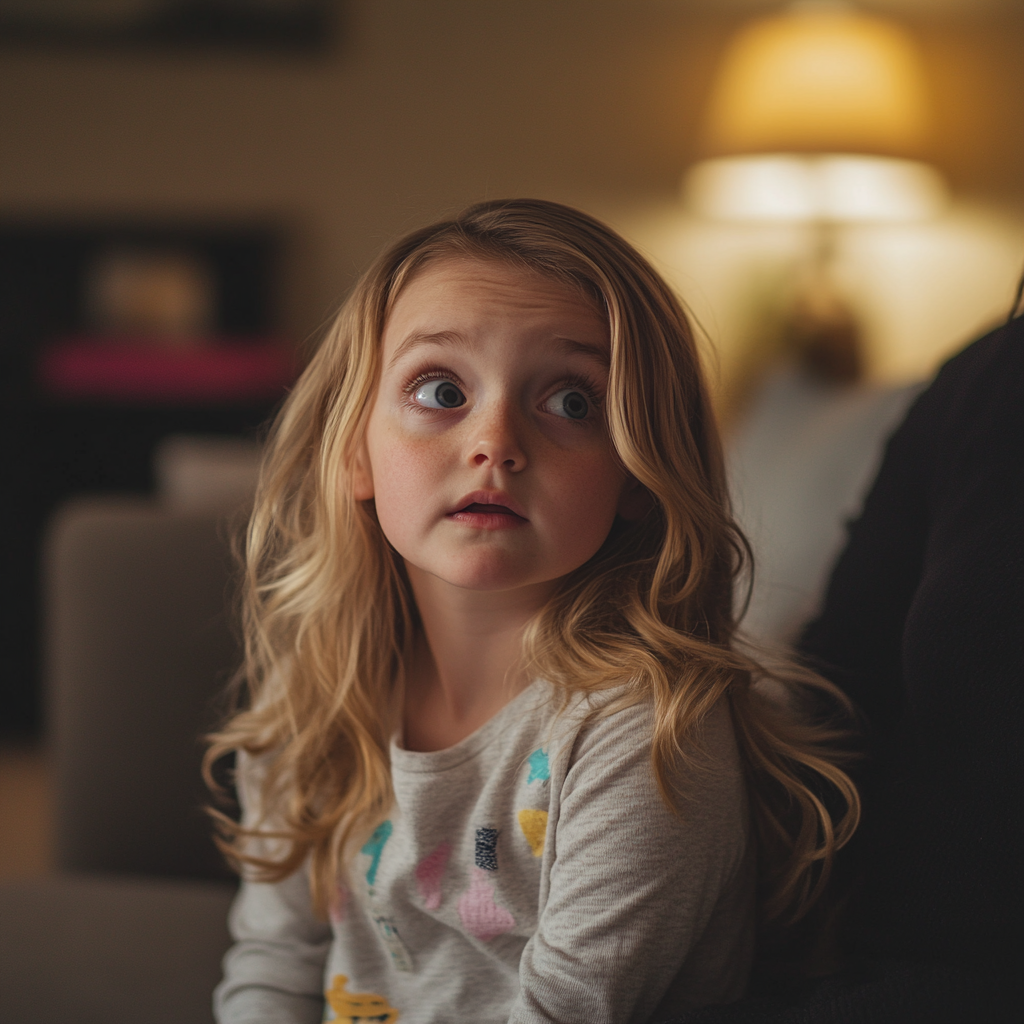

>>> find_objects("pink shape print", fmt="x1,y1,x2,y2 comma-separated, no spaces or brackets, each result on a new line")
415,841,452,910
457,867,516,941
329,883,348,925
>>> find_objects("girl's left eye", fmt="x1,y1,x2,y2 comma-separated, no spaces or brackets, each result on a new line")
545,388,590,420
414,379,466,409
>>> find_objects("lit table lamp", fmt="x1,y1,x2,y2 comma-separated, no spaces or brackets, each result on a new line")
684,1,948,385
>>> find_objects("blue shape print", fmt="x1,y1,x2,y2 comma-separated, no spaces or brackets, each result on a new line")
361,820,393,887
527,748,550,784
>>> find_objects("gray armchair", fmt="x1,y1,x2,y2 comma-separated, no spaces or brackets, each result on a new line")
0,495,245,1024
48,497,240,881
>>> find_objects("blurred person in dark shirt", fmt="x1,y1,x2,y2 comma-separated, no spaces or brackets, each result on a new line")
671,285,1022,1023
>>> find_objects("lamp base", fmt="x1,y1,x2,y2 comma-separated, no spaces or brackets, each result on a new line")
785,260,862,385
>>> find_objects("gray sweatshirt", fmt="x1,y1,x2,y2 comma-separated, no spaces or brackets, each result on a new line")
215,683,755,1024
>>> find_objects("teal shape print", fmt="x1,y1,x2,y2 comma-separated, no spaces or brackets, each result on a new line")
527,748,550,784
361,820,393,887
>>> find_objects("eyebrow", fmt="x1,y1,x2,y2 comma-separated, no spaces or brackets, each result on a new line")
386,330,469,369
386,330,610,369
557,336,611,367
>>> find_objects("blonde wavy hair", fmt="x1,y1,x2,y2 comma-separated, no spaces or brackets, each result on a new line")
206,198,859,929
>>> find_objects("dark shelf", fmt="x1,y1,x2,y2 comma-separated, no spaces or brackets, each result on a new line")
0,220,288,737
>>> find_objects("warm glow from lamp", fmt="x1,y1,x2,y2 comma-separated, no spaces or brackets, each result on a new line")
686,154,948,223
687,3,946,226
679,3,953,400
704,3,931,158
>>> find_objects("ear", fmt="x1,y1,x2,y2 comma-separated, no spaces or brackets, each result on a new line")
351,439,375,501
617,474,652,521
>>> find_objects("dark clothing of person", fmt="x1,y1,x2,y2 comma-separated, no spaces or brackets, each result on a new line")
666,316,1023,1023
800,314,1023,977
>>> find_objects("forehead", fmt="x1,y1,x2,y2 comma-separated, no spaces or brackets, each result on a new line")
382,258,608,353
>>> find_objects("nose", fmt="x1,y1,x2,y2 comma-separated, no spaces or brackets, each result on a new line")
468,399,527,473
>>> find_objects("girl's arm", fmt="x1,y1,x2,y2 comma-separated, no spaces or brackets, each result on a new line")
509,699,754,1024
214,752,332,1024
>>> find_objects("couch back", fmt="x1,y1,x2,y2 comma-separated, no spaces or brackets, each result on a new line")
45,497,242,880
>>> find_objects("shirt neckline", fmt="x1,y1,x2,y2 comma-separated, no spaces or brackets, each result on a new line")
390,679,549,775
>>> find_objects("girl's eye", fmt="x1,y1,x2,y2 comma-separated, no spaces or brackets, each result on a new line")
545,388,590,420
414,379,466,409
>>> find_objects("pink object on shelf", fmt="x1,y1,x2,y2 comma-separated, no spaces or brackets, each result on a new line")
38,336,296,404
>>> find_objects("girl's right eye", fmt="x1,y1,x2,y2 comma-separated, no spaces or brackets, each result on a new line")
414,379,466,409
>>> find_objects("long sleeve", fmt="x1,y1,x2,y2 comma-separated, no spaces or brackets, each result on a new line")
508,700,754,1024
214,753,332,1024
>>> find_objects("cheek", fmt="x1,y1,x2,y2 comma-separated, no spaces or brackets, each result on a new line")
545,452,625,546
367,436,441,533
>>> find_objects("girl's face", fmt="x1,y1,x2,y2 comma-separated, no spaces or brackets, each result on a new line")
353,257,642,597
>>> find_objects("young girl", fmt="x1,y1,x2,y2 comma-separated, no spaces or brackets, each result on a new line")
207,199,859,1024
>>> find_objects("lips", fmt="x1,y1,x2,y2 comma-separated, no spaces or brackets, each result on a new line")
460,502,522,517
447,491,528,527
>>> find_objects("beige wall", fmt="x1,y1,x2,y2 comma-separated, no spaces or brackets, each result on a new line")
2,0,1022,345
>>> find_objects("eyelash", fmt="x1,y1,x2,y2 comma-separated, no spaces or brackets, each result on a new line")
403,368,604,417
556,373,603,412
403,369,465,409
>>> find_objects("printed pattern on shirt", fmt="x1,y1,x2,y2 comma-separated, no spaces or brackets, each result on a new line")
474,827,499,871
325,973,400,1023
359,819,413,972
457,867,516,941
414,841,451,910
329,883,348,925
517,809,548,857
371,913,414,974
361,821,393,887
527,747,550,783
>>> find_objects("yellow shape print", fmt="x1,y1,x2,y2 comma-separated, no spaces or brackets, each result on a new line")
325,974,400,1023
517,809,548,857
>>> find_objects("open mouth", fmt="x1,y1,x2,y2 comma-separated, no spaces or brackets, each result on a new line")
448,502,528,527
462,502,521,517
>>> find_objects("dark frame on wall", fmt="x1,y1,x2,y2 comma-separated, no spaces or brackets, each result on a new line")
0,0,336,52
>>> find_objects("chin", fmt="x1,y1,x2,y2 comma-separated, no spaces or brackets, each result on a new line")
439,570,536,593
430,554,553,594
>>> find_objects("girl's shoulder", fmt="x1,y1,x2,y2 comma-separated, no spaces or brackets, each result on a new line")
549,685,744,795
543,686,753,946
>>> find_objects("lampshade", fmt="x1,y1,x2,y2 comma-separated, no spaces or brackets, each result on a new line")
703,2,932,158
685,154,949,223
